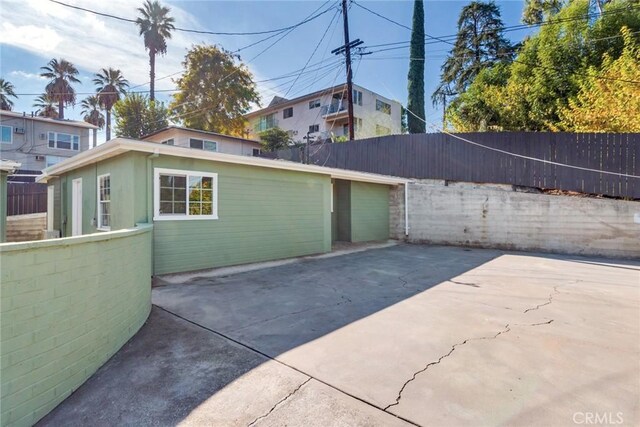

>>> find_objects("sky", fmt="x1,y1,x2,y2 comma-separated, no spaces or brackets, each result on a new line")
0,0,531,142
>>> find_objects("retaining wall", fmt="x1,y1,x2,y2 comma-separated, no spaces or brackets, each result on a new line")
391,180,640,258
0,224,153,427
6,213,46,243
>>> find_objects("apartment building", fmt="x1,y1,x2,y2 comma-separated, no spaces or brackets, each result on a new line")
245,83,402,143
142,126,263,156
0,111,97,182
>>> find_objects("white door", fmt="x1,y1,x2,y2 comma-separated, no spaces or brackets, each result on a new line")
47,185,54,231
72,178,82,236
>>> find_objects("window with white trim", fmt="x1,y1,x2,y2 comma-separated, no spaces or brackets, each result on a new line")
309,99,320,109
1,125,12,143
161,138,174,145
189,138,217,152
154,168,218,220
97,174,111,230
352,89,363,106
49,132,79,150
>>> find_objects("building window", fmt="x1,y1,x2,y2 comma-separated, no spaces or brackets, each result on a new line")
376,99,391,115
376,124,391,136
48,132,80,150
97,174,111,231
309,124,319,133
154,168,218,220
353,90,363,106
283,107,293,119
252,148,262,156
46,155,65,168
309,99,321,109
1,125,12,143
189,138,217,152
161,138,174,145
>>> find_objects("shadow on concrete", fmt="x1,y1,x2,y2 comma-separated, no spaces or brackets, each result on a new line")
37,244,504,426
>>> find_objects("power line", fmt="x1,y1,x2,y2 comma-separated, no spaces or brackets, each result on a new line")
282,9,341,98
48,0,337,36
351,0,454,47
360,5,640,50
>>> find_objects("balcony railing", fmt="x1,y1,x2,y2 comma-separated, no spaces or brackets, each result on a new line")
253,118,279,133
321,103,347,116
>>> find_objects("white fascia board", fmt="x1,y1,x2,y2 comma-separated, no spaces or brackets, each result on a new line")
38,138,409,186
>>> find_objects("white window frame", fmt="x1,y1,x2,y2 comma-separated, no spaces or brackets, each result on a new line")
161,138,174,145
309,99,321,109
48,132,80,151
353,90,363,106
154,168,219,221
0,125,12,144
97,173,111,231
46,155,65,168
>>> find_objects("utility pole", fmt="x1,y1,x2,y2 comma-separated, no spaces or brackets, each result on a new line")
332,1,364,141
342,0,355,141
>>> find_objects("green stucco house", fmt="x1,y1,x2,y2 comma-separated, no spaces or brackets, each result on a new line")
38,139,406,275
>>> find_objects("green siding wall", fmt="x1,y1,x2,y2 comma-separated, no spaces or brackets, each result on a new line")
0,225,153,427
150,156,332,275
1,171,7,242
54,155,144,237
350,181,390,242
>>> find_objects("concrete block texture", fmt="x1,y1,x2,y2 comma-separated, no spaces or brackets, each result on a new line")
391,180,640,258
0,225,153,427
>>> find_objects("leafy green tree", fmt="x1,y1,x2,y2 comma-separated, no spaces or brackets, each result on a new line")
258,127,293,152
407,0,426,133
437,1,513,97
113,93,169,139
94,68,129,141
40,58,80,119
33,93,59,119
559,27,640,132
446,0,640,131
0,78,17,111
446,62,510,131
136,0,175,101
81,95,105,148
171,45,260,136
521,0,563,24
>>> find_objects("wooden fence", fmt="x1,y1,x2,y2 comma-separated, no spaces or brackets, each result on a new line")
7,183,48,216
265,132,640,199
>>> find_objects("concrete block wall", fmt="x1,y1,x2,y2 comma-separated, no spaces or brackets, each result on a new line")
6,213,46,243
0,225,153,427
391,180,640,258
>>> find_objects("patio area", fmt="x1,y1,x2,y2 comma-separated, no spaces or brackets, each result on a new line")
39,244,640,426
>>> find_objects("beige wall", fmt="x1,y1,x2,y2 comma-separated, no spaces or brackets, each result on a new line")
0,114,93,171
391,180,640,258
246,84,402,142
143,128,261,156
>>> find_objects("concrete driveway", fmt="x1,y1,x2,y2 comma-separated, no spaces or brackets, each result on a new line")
40,244,640,426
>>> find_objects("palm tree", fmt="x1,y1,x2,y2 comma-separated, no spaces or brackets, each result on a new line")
81,95,105,148
94,68,129,141
0,78,18,110
33,94,59,119
136,0,175,102
40,58,80,119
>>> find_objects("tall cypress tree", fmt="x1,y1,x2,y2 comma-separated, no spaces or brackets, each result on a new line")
407,0,426,133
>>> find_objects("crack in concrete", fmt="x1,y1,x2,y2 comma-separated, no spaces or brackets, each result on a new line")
384,319,555,412
524,286,559,313
248,377,311,426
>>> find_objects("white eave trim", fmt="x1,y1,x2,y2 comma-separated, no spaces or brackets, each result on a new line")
37,138,409,186
0,160,21,173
